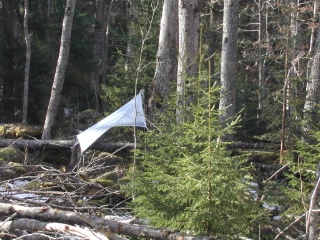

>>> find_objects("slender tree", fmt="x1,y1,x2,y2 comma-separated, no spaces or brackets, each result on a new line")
125,0,136,71
176,0,200,122
257,0,266,119
42,0,77,140
92,0,106,111
219,0,239,141
22,0,31,124
148,0,178,121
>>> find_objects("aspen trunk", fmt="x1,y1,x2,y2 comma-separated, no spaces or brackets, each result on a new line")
148,0,178,121
22,0,31,124
176,0,200,122
42,0,76,140
219,0,239,141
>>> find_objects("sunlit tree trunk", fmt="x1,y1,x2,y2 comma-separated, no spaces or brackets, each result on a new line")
22,0,31,124
42,0,76,140
303,0,320,136
176,0,200,122
148,0,178,121
219,0,239,141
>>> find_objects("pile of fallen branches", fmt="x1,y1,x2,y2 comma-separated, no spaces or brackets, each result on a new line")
0,154,217,240
0,202,216,240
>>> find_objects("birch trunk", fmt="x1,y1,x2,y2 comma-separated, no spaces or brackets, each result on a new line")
148,0,178,121
22,0,31,124
42,0,76,140
219,0,239,141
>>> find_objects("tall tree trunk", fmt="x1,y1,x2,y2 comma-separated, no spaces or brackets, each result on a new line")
148,0,178,122
22,0,31,124
303,0,320,136
257,0,266,119
219,0,239,141
176,0,200,122
92,0,106,112
42,0,77,140
125,0,136,71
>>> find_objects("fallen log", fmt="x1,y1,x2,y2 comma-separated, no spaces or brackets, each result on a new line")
0,138,281,152
0,202,215,240
0,138,136,152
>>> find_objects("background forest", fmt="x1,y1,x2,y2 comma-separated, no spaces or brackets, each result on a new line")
1,0,320,239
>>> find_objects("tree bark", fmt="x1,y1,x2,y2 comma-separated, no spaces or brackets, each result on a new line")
176,0,200,122
22,0,31,124
42,0,76,140
303,0,320,136
148,0,178,122
219,0,239,141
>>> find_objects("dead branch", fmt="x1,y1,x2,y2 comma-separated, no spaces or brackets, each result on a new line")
0,218,108,240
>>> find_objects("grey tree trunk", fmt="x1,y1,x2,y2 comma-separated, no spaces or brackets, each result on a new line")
148,0,178,121
257,0,266,119
22,0,31,124
92,0,106,111
42,0,76,140
303,0,320,136
125,0,136,71
176,0,200,122
219,0,239,141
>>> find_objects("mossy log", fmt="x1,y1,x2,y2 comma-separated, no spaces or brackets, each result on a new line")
0,124,42,139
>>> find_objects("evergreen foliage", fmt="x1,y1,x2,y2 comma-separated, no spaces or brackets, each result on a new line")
124,87,263,237
283,131,320,216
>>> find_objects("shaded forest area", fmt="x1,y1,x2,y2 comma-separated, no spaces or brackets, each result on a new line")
1,0,320,239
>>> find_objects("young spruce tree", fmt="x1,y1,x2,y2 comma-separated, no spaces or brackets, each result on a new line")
125,77,262,237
